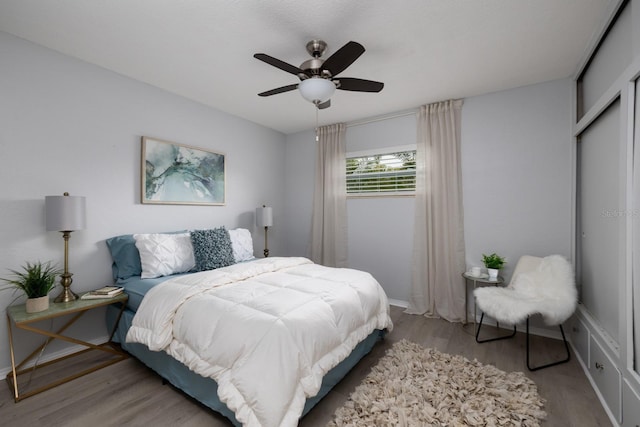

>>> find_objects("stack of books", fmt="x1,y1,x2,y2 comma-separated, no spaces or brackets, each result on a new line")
81,286,124,300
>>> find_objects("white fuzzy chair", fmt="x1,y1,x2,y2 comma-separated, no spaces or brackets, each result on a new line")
473,255,577,371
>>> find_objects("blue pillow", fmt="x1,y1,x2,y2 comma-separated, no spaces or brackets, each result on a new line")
106,234,141,280
190,227,235,271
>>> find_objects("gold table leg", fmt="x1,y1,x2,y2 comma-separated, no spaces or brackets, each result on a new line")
6,312,19,401
5,301,128,402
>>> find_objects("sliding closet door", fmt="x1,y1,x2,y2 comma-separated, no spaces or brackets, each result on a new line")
577,99,621,345
635,80,640,373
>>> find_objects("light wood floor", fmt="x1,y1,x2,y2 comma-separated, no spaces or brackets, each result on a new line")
0,306,612,426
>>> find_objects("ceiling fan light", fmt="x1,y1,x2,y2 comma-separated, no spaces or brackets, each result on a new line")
298,78,336,104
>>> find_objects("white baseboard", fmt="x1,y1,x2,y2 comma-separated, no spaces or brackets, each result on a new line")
0,335,110,378
388,298,408,308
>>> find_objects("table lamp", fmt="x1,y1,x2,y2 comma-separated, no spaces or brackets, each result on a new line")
255,205,273,258
45,192,86,302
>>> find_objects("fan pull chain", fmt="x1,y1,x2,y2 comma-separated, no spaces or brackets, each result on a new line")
315,104,319,142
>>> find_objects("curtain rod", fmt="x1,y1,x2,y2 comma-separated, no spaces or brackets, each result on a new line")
346,108,418,128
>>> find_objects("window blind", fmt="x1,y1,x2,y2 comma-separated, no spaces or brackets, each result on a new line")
346,150,416,196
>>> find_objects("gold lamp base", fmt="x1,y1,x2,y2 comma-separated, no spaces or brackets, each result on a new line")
54,243,78,303
54,287,78,303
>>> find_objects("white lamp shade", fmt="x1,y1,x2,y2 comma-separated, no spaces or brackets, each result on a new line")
298,78,336,103
45,194,86,231
256,206,273,228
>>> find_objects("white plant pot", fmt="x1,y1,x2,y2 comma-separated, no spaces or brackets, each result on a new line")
26,295,49,313
487,268,499,281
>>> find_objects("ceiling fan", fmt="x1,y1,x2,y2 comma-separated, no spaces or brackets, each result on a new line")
254,40,384,109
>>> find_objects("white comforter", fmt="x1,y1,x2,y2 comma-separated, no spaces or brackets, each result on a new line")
126,257,392,427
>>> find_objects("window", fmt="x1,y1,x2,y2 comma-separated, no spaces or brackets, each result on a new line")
346,147,416,196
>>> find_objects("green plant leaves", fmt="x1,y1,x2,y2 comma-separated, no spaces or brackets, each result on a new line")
1,261,62,298
482,253,506,270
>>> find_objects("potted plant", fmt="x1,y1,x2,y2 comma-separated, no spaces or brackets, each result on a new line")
1,261,61,313
482,253,506,281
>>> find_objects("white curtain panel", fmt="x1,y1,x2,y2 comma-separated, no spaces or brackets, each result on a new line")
406,100,466,322
311,123,348,267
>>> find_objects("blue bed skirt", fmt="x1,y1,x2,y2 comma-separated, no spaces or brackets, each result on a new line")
107,305,385,426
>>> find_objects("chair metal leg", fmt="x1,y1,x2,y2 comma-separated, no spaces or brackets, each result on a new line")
526,317,571,371
475,312,517,343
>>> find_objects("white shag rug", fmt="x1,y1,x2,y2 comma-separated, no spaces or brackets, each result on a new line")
328,340,546,426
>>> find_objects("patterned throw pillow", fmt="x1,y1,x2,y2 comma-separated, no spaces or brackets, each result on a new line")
190,227,235,271
228,228,255,262
133,233,196,279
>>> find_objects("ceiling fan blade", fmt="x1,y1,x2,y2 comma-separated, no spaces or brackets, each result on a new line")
258,84,299,97
337,77,384,92
254,53,304,75
317,99,331,109
320,41,365,77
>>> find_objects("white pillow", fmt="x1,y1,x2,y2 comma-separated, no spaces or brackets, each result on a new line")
228,228,255,262
133,233,196,279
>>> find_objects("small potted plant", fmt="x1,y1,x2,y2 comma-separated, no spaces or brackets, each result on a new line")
1,261,61,313
482,253,506,281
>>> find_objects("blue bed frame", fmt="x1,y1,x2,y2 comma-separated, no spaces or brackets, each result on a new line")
107,305,385,426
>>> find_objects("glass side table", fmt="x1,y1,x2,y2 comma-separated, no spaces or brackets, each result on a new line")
462,272,504,334
5,293,128,402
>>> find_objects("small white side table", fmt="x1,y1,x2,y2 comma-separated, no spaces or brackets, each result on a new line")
462,272,504,333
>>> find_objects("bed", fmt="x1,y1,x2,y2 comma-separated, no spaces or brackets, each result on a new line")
104,228,392,427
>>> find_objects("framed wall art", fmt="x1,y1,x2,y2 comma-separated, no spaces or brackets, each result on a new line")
141,137,226,205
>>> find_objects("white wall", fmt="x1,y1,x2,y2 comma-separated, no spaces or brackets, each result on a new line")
0,32,286,372
284,78,573,314
283,115,416,303
283,129,316,258
345,115,416,304
461,78,573,280
0,30,574,374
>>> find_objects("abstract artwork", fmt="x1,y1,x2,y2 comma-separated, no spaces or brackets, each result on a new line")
141,137,225,205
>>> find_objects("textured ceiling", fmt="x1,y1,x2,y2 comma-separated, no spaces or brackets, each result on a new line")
0,0,612,134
